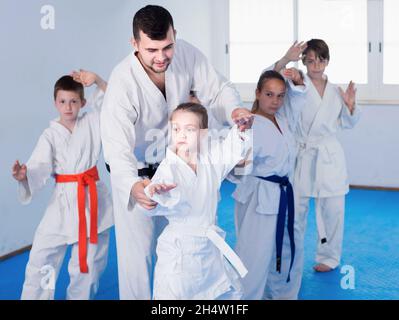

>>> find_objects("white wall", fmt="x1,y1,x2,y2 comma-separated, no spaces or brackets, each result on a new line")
245,100,399,189
338,104,399,188
0,0,216,257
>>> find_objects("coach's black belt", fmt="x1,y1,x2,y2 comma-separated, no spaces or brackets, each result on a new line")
105,162,159,179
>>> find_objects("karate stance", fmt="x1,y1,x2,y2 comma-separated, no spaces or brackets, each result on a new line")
272,39,362,299
12,71,113,300
138,103,253,299
232,59,308,300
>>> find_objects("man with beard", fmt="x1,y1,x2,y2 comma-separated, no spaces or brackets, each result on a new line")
101,5,251,299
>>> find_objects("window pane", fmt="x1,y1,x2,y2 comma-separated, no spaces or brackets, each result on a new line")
229,0,293,83
298,0,367,84
383,0,399,84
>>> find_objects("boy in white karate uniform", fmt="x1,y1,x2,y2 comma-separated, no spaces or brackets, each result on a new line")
12,71,113,300
137,103,253,300
269,39,361,299
231,48,308,300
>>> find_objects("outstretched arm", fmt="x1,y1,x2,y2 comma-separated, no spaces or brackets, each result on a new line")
141,175,182,215
147,183,177,198
190,43,245,127
210,124,253,183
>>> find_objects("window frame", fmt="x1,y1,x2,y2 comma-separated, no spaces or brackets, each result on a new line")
226,0,399,104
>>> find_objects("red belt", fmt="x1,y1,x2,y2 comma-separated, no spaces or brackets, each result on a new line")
55,166,99,273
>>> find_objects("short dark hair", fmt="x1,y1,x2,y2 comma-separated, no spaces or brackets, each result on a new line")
53,75,84,100
302,39,330,63
252,70,286,113
133,5,174,40
170,102,208,129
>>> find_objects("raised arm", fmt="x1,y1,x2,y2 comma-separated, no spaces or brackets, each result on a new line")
209,123,253,183
71,69,107,92
338,81,361,129
277,70,308,132
71,69,108,115
274,41,307,73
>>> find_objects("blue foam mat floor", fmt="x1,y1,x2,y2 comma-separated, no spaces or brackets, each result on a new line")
1,182,398,300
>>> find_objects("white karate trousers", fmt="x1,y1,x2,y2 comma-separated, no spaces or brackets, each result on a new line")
235,193,292,300
21,229,110,300
112,185,167,300
266,195,345,299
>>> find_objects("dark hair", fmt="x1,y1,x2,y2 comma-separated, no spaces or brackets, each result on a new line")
133,5,174,40
302,39,330,63
170,102,208,129
252,70,286,113
53,75,84,100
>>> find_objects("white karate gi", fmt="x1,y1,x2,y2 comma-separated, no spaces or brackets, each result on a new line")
279,74,362,299
231,78,307,300
18,89,113,300
100,39,243,299
138,126,250,300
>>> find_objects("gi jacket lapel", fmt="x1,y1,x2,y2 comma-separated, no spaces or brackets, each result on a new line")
306,77,333,137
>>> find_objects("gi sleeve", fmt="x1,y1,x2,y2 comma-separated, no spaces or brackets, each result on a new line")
18,132,54,204
209,125,253,182
138,160,190,217
339,99,362,129
190,45,245,126
88,87,105,115
277,74,308,133
100,71,142,211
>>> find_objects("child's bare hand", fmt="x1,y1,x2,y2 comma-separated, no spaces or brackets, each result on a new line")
339,81,356,114
12,160,27,181
148,183,177,197
232,108,254,132
283,41,307,62
72,69,107,92
71,69,97,87
282,67,304,85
